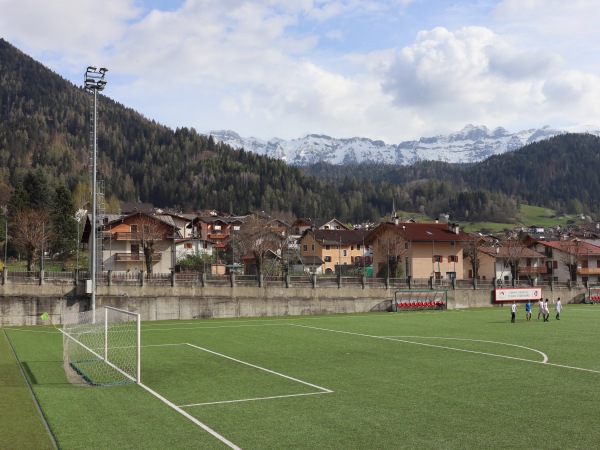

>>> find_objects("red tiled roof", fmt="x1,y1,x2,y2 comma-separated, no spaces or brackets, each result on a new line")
396,222,472,242
312,229,369,246
536,240,600,256
479,246,546,258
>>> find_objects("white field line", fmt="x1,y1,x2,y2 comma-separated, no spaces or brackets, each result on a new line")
143,343,332,408
381,335,549,363
180,342,332,407
290,324,600,375
135,381,241,450
181,391,330,407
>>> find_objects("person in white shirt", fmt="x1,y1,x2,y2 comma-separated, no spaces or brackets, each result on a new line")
555,297,562,320
543,299,550,322
538,298,544,320
510,301,517,323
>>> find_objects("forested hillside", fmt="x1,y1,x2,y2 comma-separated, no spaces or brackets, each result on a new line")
2,38,600,224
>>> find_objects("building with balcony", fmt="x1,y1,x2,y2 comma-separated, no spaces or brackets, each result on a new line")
87,211,181,273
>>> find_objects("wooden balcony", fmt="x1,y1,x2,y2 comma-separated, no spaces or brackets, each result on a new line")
114,253,162,262
208,233,228,240
577,267,600,275
109,232,143,241
517,266,548,274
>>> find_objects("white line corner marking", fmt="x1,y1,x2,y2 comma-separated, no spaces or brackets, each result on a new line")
178,343,332,408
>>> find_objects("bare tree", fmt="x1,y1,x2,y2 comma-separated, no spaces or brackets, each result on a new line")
375,234,405,278
134,214,172,274
559,239,584,282
462,237,481,280
235,215,284,275
11,209,55,271
500,237,529,282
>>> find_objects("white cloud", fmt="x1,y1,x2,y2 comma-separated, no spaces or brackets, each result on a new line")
380,24,600,136
2,0,600,142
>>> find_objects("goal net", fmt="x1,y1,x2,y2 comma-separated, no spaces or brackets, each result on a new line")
62,306,141,386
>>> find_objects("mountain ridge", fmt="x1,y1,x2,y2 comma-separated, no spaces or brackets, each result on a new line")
210,124,600,166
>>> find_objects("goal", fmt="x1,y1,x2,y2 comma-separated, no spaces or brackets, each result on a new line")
62,306,141,386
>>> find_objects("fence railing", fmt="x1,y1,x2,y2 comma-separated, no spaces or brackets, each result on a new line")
0,268,588,291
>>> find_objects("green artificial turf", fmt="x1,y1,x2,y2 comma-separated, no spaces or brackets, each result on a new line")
4,306,600,449
0,329,55,450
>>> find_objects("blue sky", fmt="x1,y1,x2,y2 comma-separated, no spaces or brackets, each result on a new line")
2,0,600,142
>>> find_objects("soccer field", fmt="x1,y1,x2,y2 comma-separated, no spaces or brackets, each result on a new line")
4,306,600,449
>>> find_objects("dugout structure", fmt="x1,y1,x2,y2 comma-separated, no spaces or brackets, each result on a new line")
62,306,141,386
393,290,447,311
588,285,600,304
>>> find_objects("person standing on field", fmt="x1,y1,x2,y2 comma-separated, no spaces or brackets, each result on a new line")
538,298,544,320
543,299,550,322
555,297,562,320
510,301,517,323
525,300,532,321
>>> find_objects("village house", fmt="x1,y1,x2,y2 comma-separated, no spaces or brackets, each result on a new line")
365,221,472,280
83,211,180,274
528,238,600,285
474,243,547,284
297,228,369,274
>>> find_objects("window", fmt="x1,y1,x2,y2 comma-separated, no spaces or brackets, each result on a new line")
448,255,458,262
131,244,140,254
131,224,138,233
303,244,307,252
214,225,221,230
311,244,315,251
325,245,330,250
433,255,442,262
324,256,331,262
184,242,192,249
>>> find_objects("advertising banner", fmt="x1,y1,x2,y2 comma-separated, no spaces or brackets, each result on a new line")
494,287,542,302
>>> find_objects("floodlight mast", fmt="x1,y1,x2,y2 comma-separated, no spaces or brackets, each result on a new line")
84,66,107,322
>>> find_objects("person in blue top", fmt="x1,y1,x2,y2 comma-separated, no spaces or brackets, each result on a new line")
525,300,532,321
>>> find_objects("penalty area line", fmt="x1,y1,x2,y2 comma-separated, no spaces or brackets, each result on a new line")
180,391,330,408
136,381,241,450
185,342,333,394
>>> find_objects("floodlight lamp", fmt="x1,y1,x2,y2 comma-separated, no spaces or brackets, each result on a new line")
99,67,108,73
87,66,97,71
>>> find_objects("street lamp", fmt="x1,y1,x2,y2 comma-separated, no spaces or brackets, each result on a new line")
84,66,108,319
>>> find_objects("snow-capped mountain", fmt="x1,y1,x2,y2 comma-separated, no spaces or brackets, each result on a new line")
210,125,600,166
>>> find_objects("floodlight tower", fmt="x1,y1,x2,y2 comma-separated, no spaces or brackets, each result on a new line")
84,66,108,319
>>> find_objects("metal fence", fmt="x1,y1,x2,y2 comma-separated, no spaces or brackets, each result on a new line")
0,269,589,291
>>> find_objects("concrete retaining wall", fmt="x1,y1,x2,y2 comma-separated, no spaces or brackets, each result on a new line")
0,284,586,326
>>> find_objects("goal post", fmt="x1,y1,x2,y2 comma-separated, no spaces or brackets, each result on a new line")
392,290,447,311
62,306,141,386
